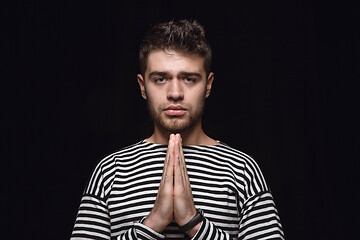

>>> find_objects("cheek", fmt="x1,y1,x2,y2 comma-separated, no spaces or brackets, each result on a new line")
188,87,207,104
145,89,163,108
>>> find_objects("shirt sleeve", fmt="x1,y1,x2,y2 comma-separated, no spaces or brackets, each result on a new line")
71,160,166,240
237,191,284,239
71,158,113,239
132,221,166,240
191,191,284,240
190,155,285,240
71,194,167,240
71,193,111,240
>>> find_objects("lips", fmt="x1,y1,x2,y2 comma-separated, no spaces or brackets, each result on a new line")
164,105,186,116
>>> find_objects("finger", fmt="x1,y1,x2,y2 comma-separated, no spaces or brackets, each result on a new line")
173,134,197,227
162,134,175,186
178,134,186,167
178,134,187,179
174,134,188,187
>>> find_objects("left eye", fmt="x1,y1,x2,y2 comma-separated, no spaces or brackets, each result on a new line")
184,77,195,83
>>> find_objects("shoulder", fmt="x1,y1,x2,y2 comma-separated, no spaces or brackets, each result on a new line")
210,142,270,193
194,142,260,168
218,143,263,172
93,140,169,174
182,142,265,180
84,140,158,196
96,140,153,166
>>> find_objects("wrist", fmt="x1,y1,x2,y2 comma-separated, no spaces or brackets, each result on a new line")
179,209,204,236
185,221,202,238
143,213,169,233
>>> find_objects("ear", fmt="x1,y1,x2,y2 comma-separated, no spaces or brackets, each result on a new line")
137,74,147,100
205,72,214,98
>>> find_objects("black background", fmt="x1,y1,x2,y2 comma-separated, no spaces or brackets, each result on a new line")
4,1,359,239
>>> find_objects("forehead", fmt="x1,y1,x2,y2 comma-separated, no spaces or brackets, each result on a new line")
145,49,205,76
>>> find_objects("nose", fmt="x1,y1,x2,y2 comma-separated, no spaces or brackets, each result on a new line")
167,79,184,101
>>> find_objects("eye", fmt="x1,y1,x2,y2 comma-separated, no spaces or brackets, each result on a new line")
184,77,195,83
154,77,166,83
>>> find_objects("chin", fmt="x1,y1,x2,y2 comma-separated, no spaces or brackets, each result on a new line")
159,118,192,134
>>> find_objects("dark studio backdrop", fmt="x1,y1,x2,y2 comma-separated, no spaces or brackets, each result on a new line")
4,0,359,239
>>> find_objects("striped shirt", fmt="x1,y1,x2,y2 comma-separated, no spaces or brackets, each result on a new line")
71,140,284,240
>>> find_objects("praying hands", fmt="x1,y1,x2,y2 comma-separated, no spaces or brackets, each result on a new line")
143,134,200,237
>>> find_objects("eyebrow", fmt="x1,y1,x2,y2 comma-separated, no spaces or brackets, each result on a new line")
148,71,169,78
148,71,202,78
179,71,202,78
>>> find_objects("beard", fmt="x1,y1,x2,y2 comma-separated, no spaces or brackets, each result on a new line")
147,99,205,134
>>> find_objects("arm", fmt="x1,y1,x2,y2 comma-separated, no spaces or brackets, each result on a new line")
71,193,111,240
71,161,165,240
189,192,284,240
238,191,284,239
71,164,111,240
236,155,285,239
71,192,166,240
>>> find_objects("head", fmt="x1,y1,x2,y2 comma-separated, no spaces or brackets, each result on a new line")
137,20,214,136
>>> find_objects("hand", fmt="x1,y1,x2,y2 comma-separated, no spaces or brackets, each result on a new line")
144,134,200,236
143,135,175,233
173,134,197,224
173,134,199,237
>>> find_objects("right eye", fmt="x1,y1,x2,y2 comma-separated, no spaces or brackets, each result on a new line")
155,77,166,83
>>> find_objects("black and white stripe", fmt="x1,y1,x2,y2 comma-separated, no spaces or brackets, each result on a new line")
72,141,284,240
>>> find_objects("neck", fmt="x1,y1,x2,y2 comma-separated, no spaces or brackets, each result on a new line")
146,120,218,146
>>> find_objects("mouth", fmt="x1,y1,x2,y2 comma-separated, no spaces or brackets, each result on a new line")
164,105,186,116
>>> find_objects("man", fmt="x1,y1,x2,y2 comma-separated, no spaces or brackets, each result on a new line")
71,20,284,240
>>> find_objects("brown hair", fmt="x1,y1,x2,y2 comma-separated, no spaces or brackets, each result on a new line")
139,19,212,76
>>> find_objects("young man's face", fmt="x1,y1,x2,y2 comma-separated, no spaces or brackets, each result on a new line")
137,49,214,134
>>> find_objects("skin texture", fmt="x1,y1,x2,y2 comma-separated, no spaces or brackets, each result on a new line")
137,50,218,237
